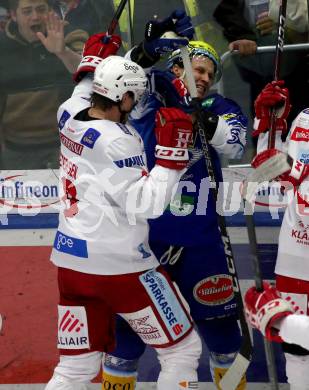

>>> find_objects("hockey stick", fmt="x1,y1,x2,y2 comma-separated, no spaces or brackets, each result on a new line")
181,0,205,41
107,0,130,36
268,0,287,149
307,0,309,42
243,200,280,390
180,46,252,390
244,4,287,387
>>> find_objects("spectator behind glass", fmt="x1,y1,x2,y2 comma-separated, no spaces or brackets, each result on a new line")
0,1,9,32
213,0,309,129
0,0,88,169
51,0,110,35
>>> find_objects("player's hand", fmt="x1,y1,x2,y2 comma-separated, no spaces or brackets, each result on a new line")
245,282,294,342
228,39,257,56
143,10,194,60
73,33,121,82
253,80,291,137
155,107,193,170
256,15,275,36
145,9,195,41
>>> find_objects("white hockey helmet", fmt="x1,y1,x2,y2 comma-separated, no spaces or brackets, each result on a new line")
93,55,148,104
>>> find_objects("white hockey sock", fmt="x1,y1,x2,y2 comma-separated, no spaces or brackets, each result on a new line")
156,330,201,390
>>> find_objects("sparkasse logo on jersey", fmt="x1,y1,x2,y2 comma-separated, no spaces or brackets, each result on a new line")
140,270,191,340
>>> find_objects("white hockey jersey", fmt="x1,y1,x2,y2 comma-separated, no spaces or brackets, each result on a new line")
50,77,184,275
275,110,309,280
257,109,309,280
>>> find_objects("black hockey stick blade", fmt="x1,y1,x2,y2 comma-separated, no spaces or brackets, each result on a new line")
107,0,129,35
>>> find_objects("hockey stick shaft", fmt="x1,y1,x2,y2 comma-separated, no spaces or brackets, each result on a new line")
268,0,287,149
180,46,252,390
244,203,279,390
244,204,263,291
261,3,287,386
307,0,309,42
107,0,129,36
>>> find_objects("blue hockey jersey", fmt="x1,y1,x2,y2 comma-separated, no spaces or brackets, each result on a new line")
129,70,247,246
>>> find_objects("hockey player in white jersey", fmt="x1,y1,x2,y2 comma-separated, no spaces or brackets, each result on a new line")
45,33,202,390
245,80,309,390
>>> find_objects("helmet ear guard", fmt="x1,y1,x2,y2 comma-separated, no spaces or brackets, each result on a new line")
93,56,148,104
167,40,222,83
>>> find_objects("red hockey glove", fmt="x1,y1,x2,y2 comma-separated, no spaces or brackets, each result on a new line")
73,33,122,82
253,80,291,137
245,282,294,343
155,107,193,170
251,148,309,190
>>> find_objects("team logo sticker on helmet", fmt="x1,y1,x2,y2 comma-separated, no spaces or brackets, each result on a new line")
193,275,234,306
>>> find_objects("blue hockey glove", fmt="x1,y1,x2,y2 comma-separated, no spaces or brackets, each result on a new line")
145,10,195,41
143,10,194,58
143,35,189,57
130,10,194,68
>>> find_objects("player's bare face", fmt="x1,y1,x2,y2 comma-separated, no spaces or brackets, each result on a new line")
11,0,48,43
119,93,136,123
191,57,215,99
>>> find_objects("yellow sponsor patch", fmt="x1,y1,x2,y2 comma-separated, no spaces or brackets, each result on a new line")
102,371,136,389
213,367,246,390
222,113,237,121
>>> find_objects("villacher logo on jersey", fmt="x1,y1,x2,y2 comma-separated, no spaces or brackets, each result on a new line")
193,275,234,306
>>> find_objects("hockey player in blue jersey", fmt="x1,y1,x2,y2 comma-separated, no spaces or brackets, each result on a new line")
101,16,248,390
